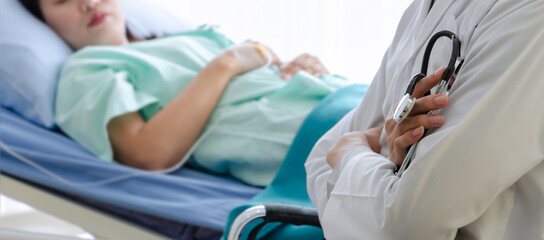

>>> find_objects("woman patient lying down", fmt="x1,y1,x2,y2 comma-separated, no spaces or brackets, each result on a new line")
19,0,350,186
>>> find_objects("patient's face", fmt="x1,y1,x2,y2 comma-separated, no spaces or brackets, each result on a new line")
39,0,128,50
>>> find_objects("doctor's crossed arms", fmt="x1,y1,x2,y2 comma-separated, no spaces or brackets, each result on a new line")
327,68,449,168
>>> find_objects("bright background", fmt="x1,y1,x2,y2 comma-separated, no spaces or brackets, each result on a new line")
157,0,413,84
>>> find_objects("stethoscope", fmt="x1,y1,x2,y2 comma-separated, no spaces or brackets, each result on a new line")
393,30,462,177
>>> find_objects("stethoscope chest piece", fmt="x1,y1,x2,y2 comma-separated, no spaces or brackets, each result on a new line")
393,94,416,124
393,72,425,124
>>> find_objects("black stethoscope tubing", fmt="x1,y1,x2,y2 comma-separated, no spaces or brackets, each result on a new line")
405,30,460,96
394,30,461,177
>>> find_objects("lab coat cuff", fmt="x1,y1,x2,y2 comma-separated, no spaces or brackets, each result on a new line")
327,145,370,199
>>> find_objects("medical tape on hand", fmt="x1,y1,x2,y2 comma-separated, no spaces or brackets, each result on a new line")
253,43,273,67
228,43,272,73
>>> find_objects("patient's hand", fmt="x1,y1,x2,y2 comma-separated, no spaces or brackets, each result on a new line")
220,41,280,76
385,68,449,166
326,127,382,168
280,54,329,80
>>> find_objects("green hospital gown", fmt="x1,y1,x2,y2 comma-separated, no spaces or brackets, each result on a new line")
55,26,350,186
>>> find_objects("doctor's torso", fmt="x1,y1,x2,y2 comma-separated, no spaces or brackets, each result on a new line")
342,0,544,238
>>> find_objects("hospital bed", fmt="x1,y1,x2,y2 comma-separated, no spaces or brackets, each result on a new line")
1,82,368,240
0,106,261,239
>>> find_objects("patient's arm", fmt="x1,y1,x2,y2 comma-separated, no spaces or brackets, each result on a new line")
106,46,264,170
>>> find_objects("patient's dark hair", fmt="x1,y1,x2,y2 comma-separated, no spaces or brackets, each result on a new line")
19,0,44,22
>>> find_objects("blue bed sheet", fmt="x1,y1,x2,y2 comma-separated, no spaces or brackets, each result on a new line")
0,106,262,238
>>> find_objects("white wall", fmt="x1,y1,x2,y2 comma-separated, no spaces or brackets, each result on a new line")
158,0,412,84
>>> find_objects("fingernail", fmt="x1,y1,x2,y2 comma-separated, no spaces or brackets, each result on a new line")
412,126,423,136
434,95,448,106
433,68,444,77
429,115,444,125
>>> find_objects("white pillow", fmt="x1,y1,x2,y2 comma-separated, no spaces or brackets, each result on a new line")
0,0,195,129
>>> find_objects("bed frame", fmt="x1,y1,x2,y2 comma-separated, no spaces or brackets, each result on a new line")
0,173,169,240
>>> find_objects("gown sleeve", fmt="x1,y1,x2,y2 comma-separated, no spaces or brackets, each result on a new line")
55,52,160,162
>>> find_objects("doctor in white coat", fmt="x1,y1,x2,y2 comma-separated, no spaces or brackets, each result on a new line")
306,0,544,239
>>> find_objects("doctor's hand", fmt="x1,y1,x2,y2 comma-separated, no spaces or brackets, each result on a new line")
280,54,329,80
326,127,382,168
385,68,449,166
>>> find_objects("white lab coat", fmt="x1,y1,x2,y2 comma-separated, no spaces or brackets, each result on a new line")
305,0,544,239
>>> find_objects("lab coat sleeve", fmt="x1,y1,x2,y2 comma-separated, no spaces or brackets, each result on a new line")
305,44,391,218
306,3,544,240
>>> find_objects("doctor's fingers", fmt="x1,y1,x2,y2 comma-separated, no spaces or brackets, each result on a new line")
385,114,441,150
390,126,425,165
412,68,445,99
409,94,449,116
393,113,444,135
